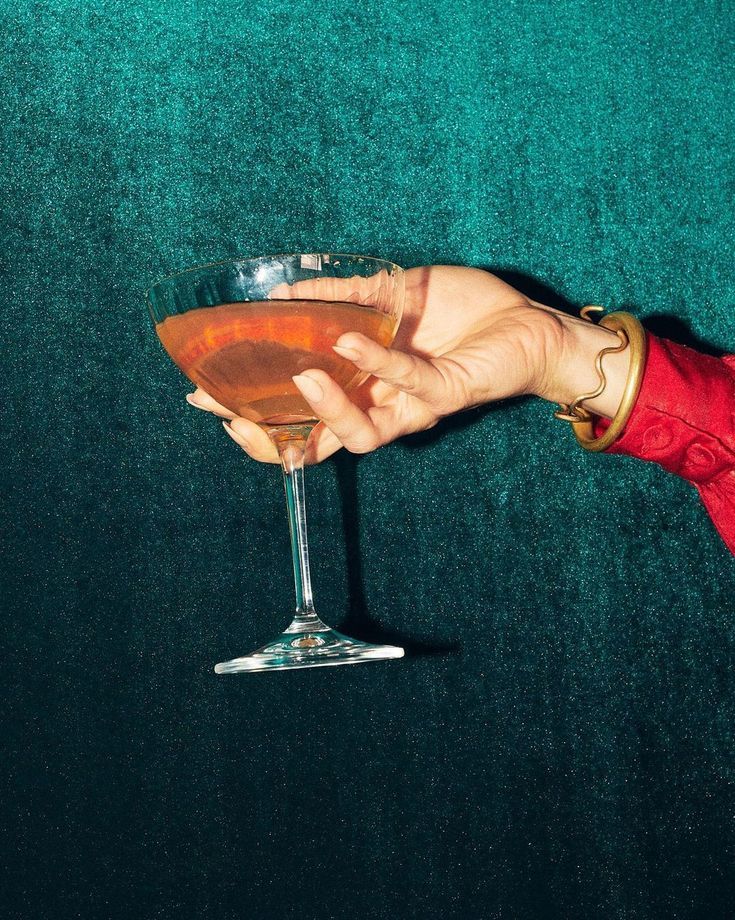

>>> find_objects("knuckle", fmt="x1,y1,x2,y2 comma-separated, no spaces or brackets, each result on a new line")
398,354,419,381
387,355,420,390
348,434,381,455
431,390,459,416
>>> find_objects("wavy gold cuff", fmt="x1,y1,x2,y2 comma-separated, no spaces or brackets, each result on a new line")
554,310,648,453
574,311,647,452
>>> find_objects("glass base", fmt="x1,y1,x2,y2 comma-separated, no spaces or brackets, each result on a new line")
214,624,404,674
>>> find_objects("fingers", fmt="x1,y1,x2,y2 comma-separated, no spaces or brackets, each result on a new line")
269,276,357,303
223,419,280,463
186,388,237,419
290,332,455,456
332,334,450,408
223,417,346,465
184,388,278,462
292,370,386,454
187,337,439,465
305,423,344,464
187,387,345,465
269,267,391,307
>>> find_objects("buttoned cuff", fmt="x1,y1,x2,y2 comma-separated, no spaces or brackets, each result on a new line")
594,334,735,554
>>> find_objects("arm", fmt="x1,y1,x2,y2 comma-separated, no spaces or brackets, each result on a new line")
186,266,735,553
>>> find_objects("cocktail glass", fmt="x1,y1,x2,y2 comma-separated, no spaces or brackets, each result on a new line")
147,254,405,673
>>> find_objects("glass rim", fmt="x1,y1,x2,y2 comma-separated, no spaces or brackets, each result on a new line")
145,252,404,301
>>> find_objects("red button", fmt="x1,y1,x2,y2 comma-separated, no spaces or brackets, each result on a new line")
687,444,716,467
642,425,674,452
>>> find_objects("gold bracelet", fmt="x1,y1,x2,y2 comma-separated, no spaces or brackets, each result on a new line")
554,309,647,453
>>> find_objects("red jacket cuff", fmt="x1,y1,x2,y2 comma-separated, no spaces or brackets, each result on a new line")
594,333,735,553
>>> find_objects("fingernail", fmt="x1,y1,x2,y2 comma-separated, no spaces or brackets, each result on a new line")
186,393,206,409
333,344,361,361
292,374,324,403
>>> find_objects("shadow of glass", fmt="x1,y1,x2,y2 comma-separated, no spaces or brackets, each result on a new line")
332,451,462,659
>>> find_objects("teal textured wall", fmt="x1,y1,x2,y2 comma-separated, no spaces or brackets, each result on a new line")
3,1,735,918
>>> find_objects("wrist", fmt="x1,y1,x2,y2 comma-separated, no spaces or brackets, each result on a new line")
536,307,632,419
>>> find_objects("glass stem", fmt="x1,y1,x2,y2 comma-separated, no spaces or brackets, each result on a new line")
269,426,326,633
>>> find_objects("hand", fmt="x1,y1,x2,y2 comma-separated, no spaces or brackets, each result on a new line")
187,266,629,463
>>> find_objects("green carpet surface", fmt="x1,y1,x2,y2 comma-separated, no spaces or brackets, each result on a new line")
2,1,735,918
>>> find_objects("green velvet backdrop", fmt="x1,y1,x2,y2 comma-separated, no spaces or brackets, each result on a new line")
3,1,735,918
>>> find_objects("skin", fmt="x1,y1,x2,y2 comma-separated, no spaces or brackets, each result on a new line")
185,265,631,464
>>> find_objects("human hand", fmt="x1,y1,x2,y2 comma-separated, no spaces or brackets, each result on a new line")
187,265,630,463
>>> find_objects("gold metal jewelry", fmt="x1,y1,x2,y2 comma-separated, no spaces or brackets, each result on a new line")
554,308,647,453
554,306,628,423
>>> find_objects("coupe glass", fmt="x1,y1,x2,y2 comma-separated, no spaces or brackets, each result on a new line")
147,254,405,673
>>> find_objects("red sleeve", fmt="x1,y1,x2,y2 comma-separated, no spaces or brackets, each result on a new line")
594,333,735,555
